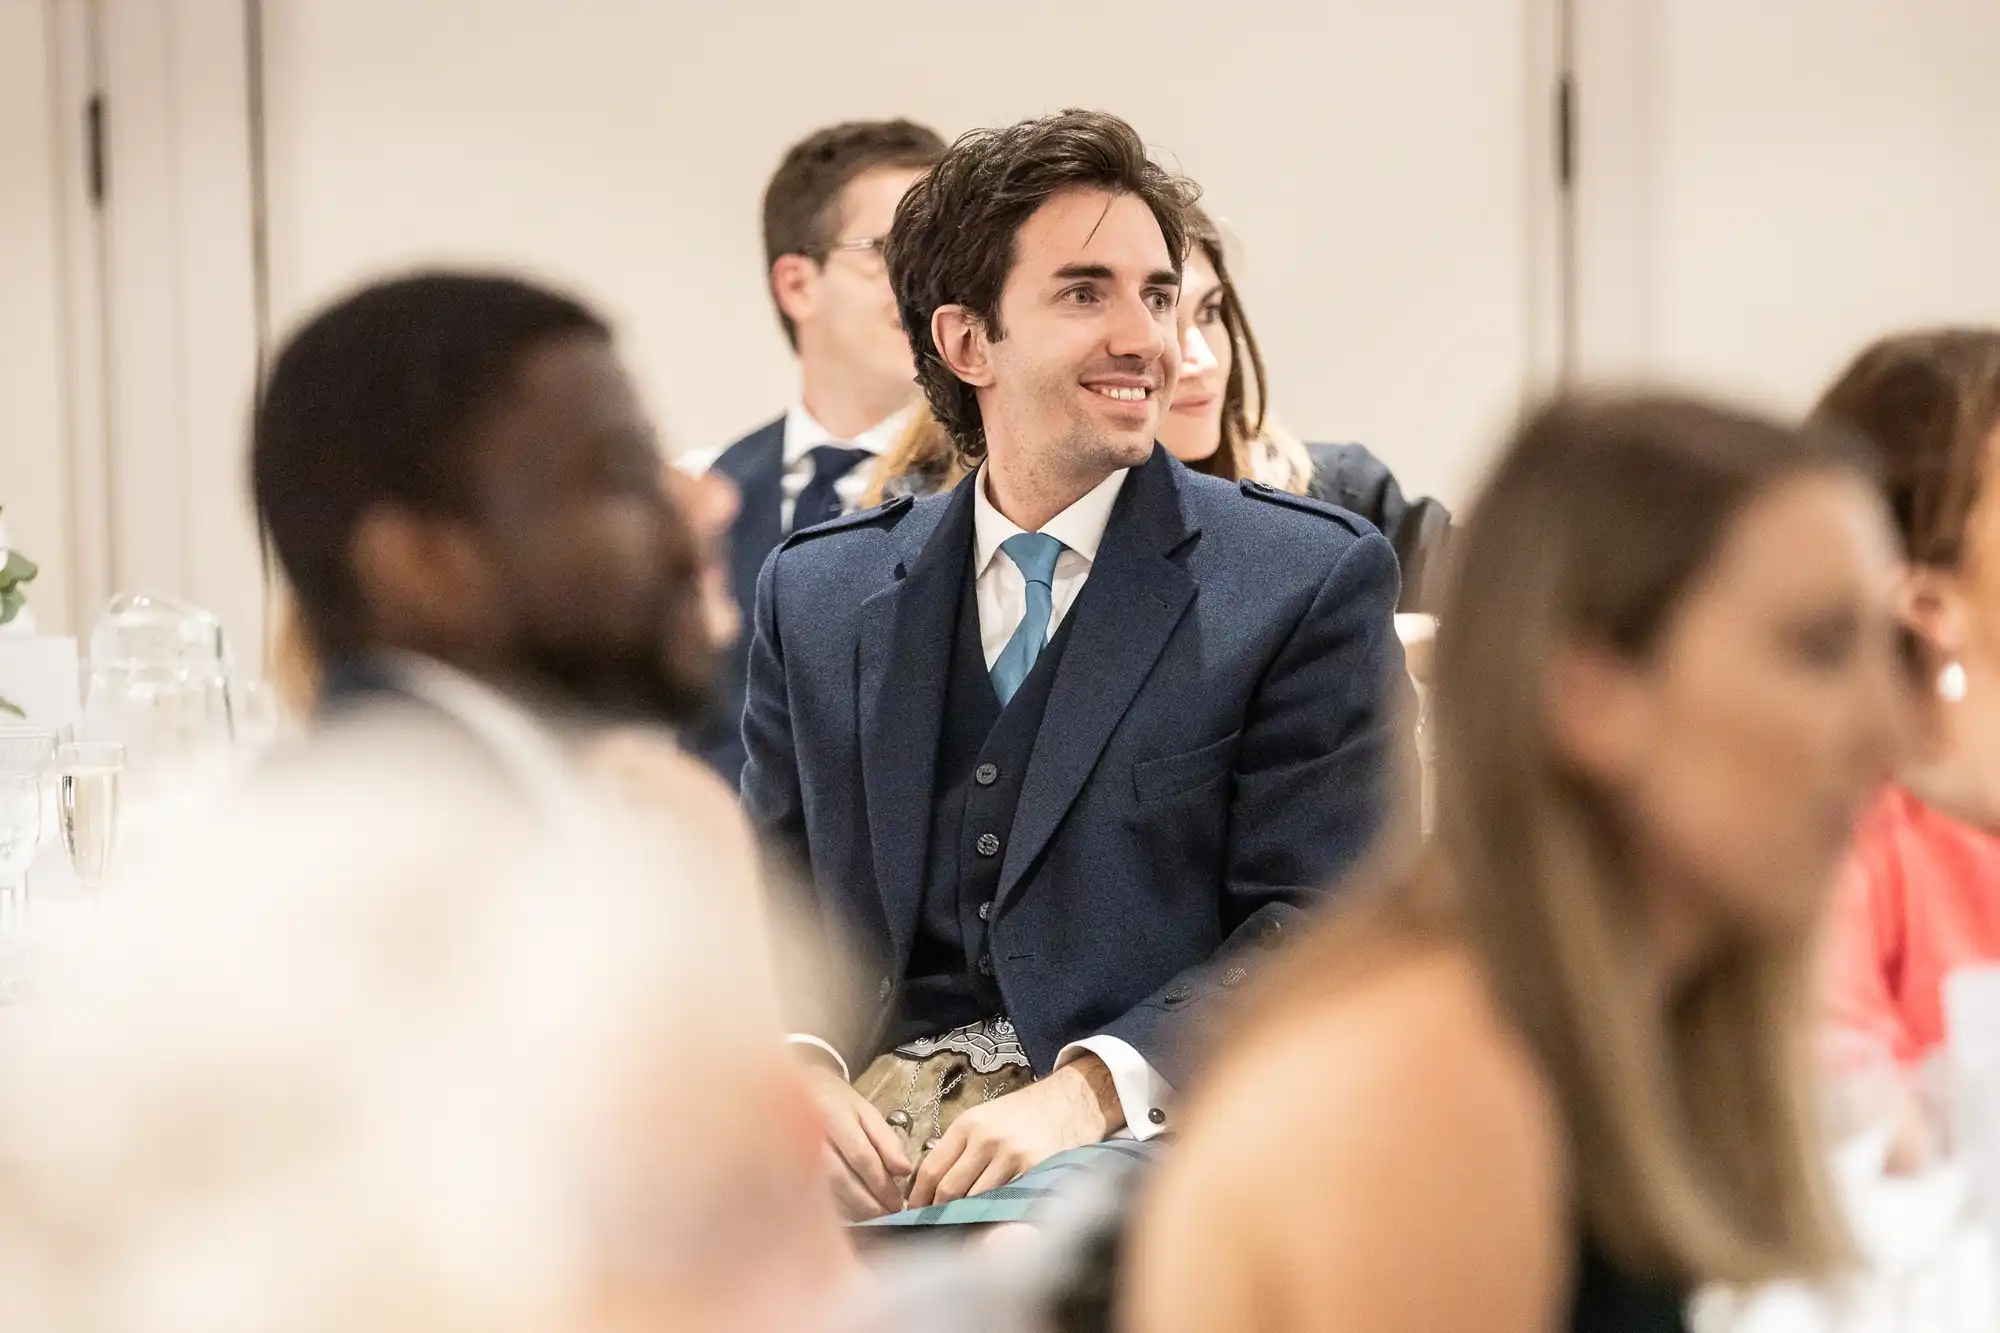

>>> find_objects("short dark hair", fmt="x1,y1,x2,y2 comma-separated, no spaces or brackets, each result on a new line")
884,109,1201,462
251,271,609,660
762,119,946,348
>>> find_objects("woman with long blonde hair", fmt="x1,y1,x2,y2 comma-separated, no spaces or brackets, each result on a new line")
1122,395,1912,1333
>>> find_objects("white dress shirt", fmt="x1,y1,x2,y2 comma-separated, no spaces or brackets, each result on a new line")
970,466,1123,666
791,465,1174,1144
778,402,913,531
679,402,913,531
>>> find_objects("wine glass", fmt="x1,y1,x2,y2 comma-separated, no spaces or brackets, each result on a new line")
54,742,123,891
227,678,281,756
0,722,64,846
0,731,56,933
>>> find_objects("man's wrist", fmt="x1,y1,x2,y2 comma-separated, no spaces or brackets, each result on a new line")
1060,1052,1125,1136
783,1034,849,1081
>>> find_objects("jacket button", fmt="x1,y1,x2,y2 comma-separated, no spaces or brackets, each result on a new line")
1257,919,1285,949
974,762,999,786
1163,984,1192,1005
1222,966,1248,989
975,832,1001,857
977,955,995,978
1148,1107,1167,1126
876,977,894,1003
976,901,993,922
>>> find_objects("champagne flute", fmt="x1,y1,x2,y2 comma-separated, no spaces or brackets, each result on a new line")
54,742,123,892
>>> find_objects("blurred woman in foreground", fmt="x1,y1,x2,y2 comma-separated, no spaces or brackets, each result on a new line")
1124,396,1911,1333
1816,330,2000,1071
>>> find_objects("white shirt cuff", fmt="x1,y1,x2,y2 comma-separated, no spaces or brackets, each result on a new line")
1057,1035,1175,1141
785,1033,849,1082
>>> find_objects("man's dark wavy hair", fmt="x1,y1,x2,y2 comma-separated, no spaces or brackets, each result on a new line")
884,110,1200,465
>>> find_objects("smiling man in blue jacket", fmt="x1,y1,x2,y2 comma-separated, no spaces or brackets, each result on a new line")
742,110,1407,1222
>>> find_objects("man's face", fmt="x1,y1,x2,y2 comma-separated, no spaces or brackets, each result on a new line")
795,166,926,401
470,334,712,719
981,188,1181,480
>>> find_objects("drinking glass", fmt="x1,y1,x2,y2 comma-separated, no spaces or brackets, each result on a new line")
0,756,45,932
0,723,63,847
227,678,281,756
54,742,123,891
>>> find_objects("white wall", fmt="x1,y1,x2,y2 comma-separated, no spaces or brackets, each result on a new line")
95,0,264,660
35,0,2000,655
258,0,1557,505
0,0,264,651
0,0,76,632
1574,0,2000,409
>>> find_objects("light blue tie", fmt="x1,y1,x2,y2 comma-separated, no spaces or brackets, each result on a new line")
990,533,1065,707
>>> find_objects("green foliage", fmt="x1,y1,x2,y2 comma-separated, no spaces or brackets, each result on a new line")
0,507,34,715
0,515,34,629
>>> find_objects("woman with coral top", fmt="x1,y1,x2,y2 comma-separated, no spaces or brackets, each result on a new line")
1816,329,2000,1070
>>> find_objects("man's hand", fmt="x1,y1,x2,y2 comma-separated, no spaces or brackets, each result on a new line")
906,1055,1123,1208
799,1062,912,1221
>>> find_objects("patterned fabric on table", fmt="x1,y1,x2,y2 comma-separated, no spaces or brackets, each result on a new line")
855,1140,1165,1229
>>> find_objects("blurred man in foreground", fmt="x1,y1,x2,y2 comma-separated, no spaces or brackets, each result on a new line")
0,274,861,1328
252,271,712,760
252,270,756,837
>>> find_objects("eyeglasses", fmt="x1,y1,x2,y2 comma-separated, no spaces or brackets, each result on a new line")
816,235,888,271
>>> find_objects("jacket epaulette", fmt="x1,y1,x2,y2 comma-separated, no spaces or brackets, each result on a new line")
778,494,914,551
1238,478,1372,536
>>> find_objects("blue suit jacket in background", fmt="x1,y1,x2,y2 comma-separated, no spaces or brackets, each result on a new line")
741,446,1409,1086
686,416,786,785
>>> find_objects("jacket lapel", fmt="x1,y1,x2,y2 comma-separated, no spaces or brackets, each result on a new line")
858,477,976,966
997,449,1198,906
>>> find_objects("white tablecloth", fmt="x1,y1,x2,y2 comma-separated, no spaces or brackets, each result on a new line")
1696,1139,1997,1333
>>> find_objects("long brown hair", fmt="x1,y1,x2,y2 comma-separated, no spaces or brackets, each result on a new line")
1812,328,2000,567
1179,206,1267,484
1247,394,1868,1287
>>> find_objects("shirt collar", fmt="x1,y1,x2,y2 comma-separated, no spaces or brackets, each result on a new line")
972,467,1130,576
781,400,916,466
374,651,587,822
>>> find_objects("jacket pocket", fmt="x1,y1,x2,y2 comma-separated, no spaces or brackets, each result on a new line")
1132,731,1240,805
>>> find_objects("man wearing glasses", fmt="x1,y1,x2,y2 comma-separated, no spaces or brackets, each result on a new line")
687,119,947,784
